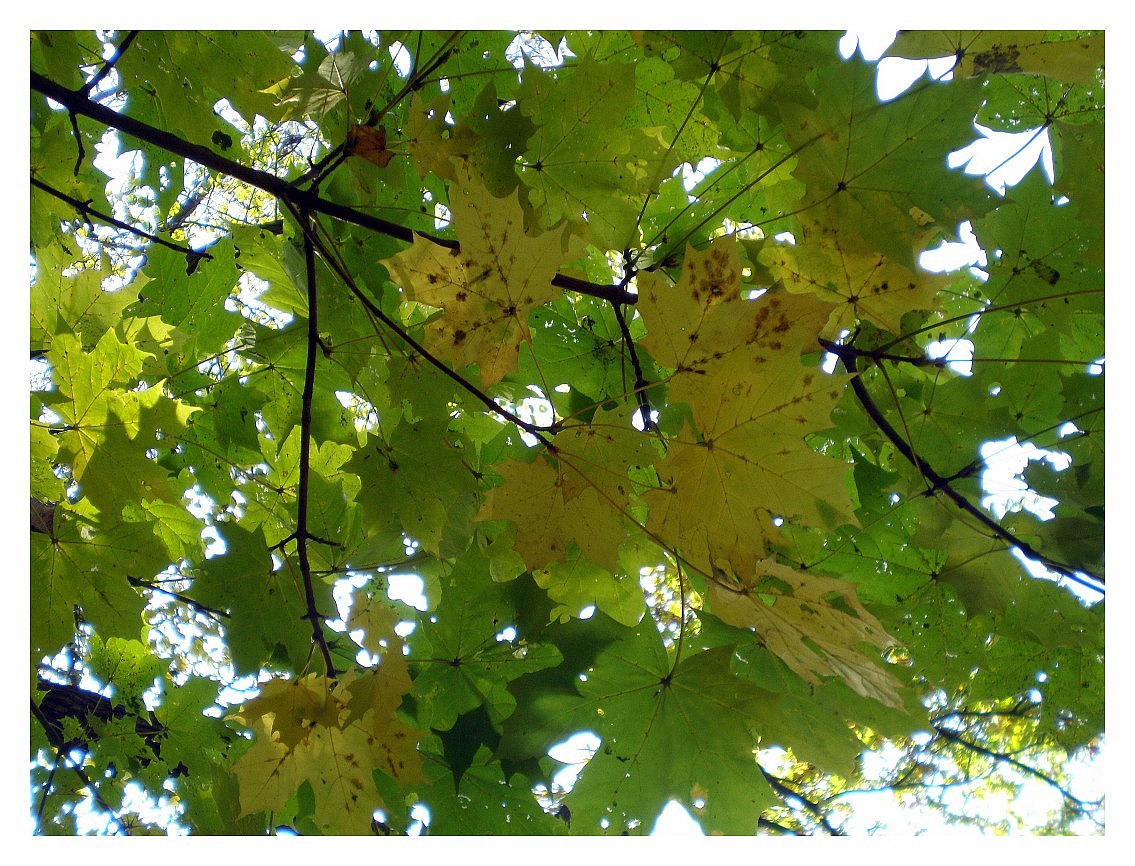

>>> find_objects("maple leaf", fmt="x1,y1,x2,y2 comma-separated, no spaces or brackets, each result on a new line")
30,241,135,351
29,28,1106,836
479,452,629,574
31,501,173,661
637,237,834,419
885,31,1104,85
479,409,648,574
340,659,426,786
231,669,423,834
387,163,577,386
534,545,646,626
44,330,149,480
563,624,777,834
347,123,394,168
778,61,990,266
637,239,852,576
346,592,407,658
706,558,905,708
404,92,478,182
514,53,672,249
758,229,950,335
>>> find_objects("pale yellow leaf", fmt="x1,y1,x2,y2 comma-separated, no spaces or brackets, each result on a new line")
707,558,904,708
479,452,630,573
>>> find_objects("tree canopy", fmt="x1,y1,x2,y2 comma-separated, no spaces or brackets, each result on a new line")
29,29,1104,836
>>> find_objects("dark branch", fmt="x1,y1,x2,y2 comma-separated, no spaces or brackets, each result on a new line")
932,723,1098,813
67,111,84,175
30,71,636,307
759,765,845,836
84,30,139,98
296,210,340,681
126,575,229,620
820,337,1104,594
610,262,655,431
290,208,558,447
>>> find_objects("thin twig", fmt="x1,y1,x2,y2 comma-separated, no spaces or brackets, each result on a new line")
758,766,845,836
288,204,559,447
127,576,230,620
84,30,139,97
67,111,84,176
30,698,129,835
610,287,655,432
932,724,1097,812
31,176,213,262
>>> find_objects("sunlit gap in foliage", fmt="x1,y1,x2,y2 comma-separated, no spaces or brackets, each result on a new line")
333,571,426,668
494,386,557,446
505,31,571,71
979,438,1069,522
843,691,1104,834
640,563,699,646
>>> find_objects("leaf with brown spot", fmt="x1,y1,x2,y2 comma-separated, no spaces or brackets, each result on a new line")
230,669,424,834
759,230,949,336
387,163,579,386
637,238,850,575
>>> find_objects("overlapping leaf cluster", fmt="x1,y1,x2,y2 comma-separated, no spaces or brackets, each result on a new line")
30,30,1103,835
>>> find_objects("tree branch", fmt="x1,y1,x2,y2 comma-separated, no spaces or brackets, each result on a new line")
820,337,1104,593
290,206,558,447
30,70,636,306
931,723,1099,813
610,261,655,431
758,765,845,836
295,210,340,681
126,575,229,621
83,30,138,98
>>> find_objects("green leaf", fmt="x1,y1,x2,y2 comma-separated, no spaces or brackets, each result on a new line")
565,627,777,835
29,29,1106,837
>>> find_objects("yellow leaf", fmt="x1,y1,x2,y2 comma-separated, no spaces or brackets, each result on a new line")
759,230,949,336
231,716,296,818
707,558,905,708
341,660,424,786
346,593,405,658
229,673,342,748
387,163,578,386
231,668,424,833
638,237,834,421
552,407,651,503
404,92,477,181
479,408,651,577
479,452,630,573
638,241,852,576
